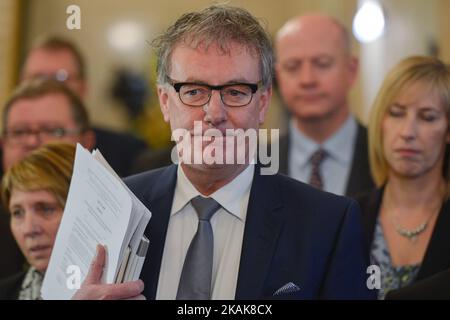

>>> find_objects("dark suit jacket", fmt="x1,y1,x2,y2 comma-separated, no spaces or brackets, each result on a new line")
130,146,174,174
0,148,26,280
0,210,25,280
93,127,149,177
386,269,450,300
278,121,374,198
357,188,450,299
0,271,25,300
125,165,375,299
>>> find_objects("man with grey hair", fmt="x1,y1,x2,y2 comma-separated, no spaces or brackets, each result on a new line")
276,14,373,197
73,5,374,300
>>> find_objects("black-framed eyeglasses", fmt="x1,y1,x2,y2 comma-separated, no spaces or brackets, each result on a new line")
166,77,263,107
3,127,82,145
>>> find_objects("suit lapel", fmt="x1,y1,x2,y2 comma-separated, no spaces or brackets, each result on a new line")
417,199,450,280
140,165,177,299
278,135,289,175
138,165,287,299
345,122,374,197
361,188,383,250
235,166,285,299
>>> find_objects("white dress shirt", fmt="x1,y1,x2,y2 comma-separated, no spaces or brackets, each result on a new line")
156,164,254,300
288,116,357,195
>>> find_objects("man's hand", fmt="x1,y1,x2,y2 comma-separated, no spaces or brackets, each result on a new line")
72,244,145,300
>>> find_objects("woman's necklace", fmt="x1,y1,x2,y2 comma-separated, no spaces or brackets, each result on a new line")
391,208,438,243
392,217,429,243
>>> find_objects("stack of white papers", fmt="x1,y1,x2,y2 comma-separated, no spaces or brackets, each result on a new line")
41,144,151,300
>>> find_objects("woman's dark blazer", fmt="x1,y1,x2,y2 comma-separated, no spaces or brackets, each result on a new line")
357,188,450,300
0,271,26,300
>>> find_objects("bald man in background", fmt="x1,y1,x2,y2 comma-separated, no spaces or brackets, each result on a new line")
275,14,373,197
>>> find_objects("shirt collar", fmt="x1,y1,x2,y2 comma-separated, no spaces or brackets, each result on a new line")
323,116,357,165
289,115,357,166
21,266,43,291
171,164,254,221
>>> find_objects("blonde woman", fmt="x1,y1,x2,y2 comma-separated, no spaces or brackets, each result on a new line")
358,56,450,299
0,143,75,299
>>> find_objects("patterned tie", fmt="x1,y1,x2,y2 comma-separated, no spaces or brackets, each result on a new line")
308,148,326,190
176,196,221,300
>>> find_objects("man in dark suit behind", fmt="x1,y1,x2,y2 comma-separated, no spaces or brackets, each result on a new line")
275,14,373,197
73,5,375,300
92,127,148,177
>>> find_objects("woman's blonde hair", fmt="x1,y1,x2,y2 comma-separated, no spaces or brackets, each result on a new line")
368,56,450,196
1,142,76,210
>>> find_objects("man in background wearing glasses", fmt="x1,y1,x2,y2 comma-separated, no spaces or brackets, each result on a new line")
20,36,149,178
0,78,95,280
73,5,373,300
1,78,95,170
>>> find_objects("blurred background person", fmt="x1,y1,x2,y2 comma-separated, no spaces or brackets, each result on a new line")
0,78,93,280
21,36,149,177
0,142,75,300
1,79,94,171
0,203,22,281
358,56,450,299
275,14,373,197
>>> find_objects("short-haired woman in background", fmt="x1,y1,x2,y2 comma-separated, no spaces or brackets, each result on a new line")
0,142,75,299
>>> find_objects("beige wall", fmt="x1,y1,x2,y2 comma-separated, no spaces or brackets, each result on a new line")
437,0,450,63
9,0,450,134
0,0,21,119
20,0,357,135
